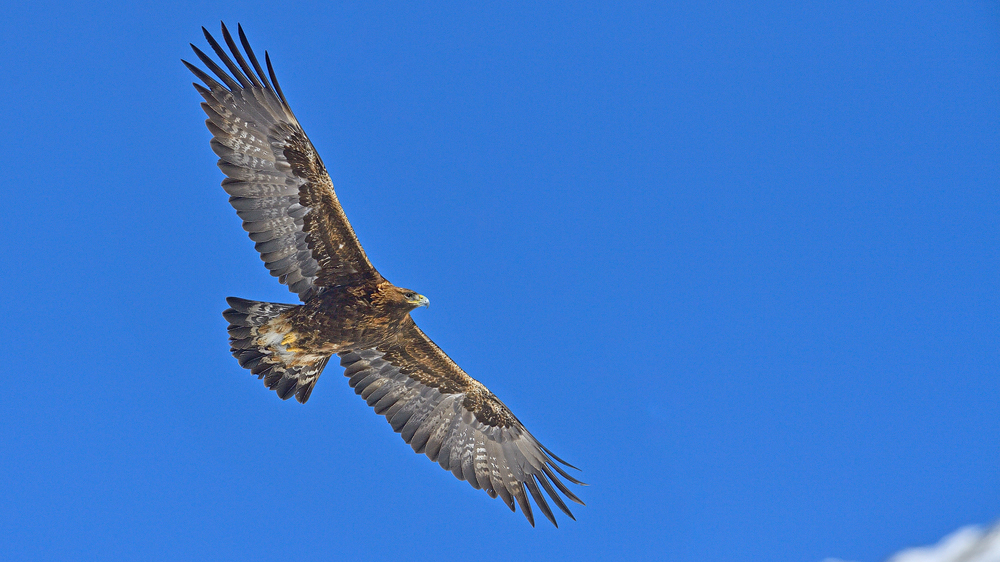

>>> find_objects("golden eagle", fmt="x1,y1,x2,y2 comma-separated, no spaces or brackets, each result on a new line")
184,23,584,526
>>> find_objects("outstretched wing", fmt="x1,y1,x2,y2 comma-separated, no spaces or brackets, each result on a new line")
184,23,378,301
339,320,585,527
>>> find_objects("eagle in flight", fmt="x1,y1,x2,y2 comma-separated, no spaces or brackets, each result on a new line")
184,23,584,527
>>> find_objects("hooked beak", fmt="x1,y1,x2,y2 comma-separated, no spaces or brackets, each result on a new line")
409,294,430,308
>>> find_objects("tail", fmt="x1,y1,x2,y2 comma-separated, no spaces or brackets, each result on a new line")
223,297,331,404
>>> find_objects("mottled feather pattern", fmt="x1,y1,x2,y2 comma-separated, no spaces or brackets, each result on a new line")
280,129,376,287
340,329,585,527
376,320,517,428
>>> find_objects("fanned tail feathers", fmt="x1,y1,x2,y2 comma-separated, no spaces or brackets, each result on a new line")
223,296,330,403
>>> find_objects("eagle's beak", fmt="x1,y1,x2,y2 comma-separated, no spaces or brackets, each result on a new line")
410,294,430,308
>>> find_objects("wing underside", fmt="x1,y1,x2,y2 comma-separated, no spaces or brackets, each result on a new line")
339,323,585,527
185,23,378,301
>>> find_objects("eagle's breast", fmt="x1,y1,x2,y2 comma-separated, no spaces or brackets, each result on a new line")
284,282,406,354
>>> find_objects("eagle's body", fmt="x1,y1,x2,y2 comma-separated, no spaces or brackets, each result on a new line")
185,23,583,526
270,281,422,358
226,280,423,402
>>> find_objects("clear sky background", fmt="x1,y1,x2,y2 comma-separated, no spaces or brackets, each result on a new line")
1,2,997,561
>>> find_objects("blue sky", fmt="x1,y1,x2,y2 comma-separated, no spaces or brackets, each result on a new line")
1,1,997,561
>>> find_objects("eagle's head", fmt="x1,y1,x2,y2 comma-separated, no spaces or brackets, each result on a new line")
400,288,430,310
378,283,430,313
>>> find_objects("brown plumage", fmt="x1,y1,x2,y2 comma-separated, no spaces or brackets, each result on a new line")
185,22,584,526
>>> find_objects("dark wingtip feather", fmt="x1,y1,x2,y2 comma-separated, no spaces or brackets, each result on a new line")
189,43,240,91
182,58,223,92
265,51,290,107
541,464,586,506
535,470,575,519
221,21,264,89
201,24,252,90
513,482,535,527
540,444,582,471
525,476,558,527
544,454,587,486
237,23,273,92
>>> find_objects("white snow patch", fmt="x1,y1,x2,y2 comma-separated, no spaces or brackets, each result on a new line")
824,521,1000,562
